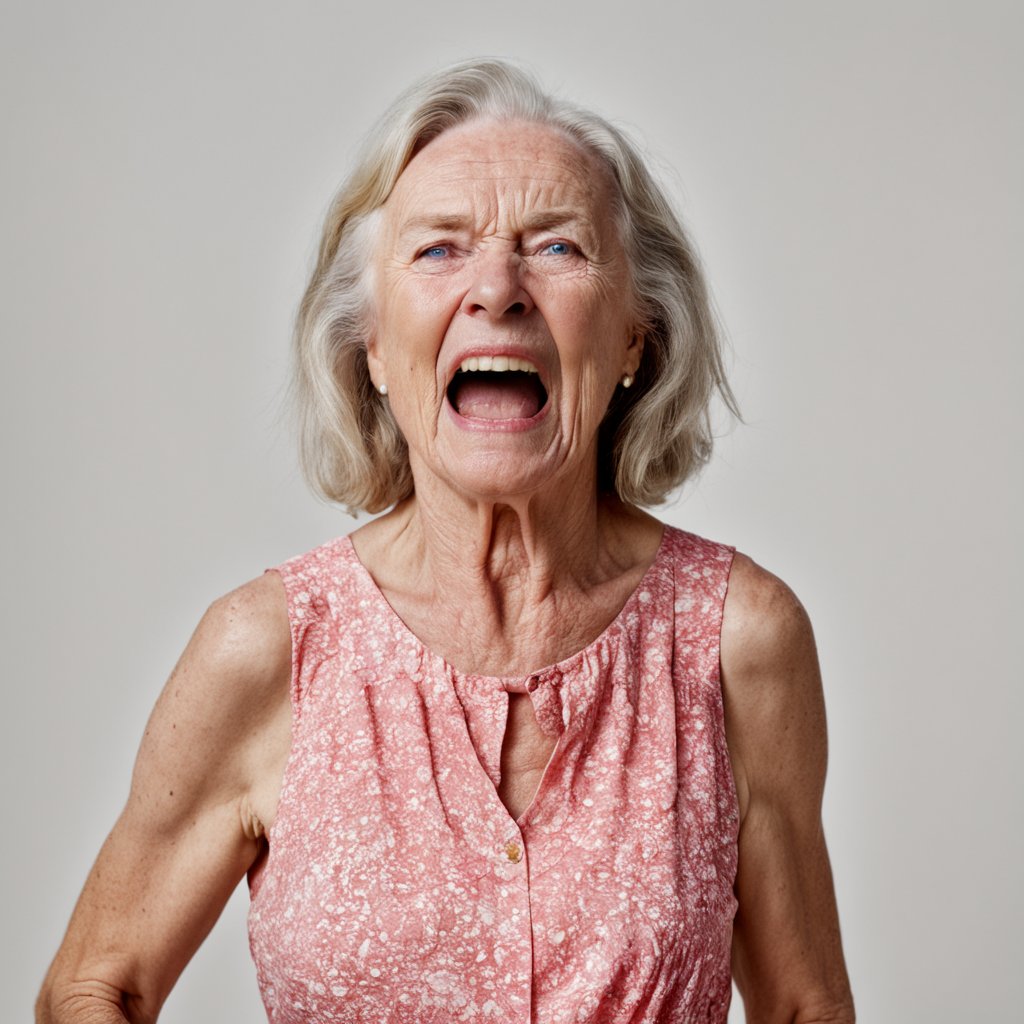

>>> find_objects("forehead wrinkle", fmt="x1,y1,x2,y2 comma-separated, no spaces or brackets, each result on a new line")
409,169,585,193
421,151,588,171
400,148,595,191
393,186,596,232
384,129,619,251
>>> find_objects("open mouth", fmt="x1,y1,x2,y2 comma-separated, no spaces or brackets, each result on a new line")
446,359,549,421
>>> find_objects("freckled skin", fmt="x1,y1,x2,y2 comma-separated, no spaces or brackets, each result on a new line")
367,118,642,504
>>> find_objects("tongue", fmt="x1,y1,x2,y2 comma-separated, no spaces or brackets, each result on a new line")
454,376,542,420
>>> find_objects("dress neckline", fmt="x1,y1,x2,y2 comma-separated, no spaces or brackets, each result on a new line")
342,524,669,687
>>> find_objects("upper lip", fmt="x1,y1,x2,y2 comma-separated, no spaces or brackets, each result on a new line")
444,346,550,391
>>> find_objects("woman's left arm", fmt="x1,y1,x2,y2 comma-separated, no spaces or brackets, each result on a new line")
720,553,855,1024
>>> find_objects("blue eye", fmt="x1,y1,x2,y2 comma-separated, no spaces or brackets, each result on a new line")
420,245,449,259
543,241,574,256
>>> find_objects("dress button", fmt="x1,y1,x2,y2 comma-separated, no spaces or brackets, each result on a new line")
504,840,522,863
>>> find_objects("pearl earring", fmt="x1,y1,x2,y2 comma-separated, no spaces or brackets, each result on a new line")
621,374,634,388
378,383,388,396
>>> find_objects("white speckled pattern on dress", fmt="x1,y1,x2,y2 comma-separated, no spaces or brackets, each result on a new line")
247,525,739,1022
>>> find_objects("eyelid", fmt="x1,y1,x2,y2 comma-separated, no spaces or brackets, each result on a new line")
537,238,582,256
413,237,584,260
416,242,453,259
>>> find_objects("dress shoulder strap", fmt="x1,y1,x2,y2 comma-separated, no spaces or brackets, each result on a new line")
264,535,355,722
662,525,741,860
660,526,736,700
662,526,735,630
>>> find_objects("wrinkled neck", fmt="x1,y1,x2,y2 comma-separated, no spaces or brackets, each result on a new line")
389,473,607,616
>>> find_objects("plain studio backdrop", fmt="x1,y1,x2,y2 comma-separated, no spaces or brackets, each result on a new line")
2,1,1020,1021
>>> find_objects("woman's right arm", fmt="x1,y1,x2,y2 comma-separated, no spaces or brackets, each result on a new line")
36,571,293,1024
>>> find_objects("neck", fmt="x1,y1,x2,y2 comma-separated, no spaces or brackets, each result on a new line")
392,458,612,616
350,458,662,676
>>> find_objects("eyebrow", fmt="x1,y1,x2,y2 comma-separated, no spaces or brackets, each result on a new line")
396,208,592,239
397,214,471,237
523,208,590,232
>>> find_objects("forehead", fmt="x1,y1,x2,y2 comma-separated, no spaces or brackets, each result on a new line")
383,119,617,229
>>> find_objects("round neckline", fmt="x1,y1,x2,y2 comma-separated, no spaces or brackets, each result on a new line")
342,524,669,687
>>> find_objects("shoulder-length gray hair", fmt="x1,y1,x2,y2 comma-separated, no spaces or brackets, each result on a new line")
294,58,738,513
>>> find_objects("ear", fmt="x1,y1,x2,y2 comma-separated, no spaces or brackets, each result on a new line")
623,332,644,378
365,333,386,392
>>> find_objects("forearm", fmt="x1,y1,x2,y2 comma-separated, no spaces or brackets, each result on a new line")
35,840,170,1024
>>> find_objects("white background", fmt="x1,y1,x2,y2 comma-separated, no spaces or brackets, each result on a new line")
2,1,1020,1020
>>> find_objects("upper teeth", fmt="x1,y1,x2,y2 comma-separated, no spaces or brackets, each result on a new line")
458,356,538,373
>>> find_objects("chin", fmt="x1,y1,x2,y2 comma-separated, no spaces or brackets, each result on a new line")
437,452,567,504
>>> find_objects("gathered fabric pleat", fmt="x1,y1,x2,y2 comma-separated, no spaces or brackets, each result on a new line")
248,525,738,1023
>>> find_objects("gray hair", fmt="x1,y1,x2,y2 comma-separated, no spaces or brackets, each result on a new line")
293,58,738,513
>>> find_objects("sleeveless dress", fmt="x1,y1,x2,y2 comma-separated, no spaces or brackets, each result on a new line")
247,525,739,1023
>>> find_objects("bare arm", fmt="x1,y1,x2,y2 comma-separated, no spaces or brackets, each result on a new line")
721,553,855,1024
36,572,292,1024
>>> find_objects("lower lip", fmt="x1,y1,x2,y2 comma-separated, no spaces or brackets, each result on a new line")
444,396,551,433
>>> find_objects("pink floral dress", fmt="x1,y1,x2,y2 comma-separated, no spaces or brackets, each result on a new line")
248,525,739,1022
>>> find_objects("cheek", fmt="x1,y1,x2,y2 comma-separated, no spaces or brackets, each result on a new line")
549,307,630,381
377,279,460,365
538,270,632,344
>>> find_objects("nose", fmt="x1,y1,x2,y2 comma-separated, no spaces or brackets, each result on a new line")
460,252,534,318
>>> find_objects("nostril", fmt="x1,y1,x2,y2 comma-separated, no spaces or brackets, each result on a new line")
506,301,526,315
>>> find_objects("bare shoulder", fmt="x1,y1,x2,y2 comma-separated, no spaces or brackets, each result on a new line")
720,552,827,822
194,571,292,692
129,571,293,832
721,552,816,671
158,572,291,730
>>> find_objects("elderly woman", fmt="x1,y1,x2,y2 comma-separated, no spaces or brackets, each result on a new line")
38,60,854,1023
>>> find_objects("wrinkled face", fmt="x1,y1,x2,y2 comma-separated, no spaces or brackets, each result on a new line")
367,118,642,502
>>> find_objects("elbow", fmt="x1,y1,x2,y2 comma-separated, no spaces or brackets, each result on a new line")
35,978,132,1024
792,1000,856,1024
740,991,855,1024
35,971,65,1024
34,985,52,1024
